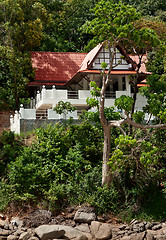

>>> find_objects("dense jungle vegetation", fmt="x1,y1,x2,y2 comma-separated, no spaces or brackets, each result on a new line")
0,119,166,221
0,0,166,221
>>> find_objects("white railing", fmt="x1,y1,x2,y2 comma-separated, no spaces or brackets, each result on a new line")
68,91,79,99
32,85,118,109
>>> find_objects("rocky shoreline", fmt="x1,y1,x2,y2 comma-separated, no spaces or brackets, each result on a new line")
0,207,166,240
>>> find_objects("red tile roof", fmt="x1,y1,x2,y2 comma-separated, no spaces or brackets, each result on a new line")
28,52,87,86
79,44,102,71
28,45,149,87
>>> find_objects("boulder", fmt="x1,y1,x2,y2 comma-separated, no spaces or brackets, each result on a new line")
75,224,93,240
74,207,96,224
7,236,18,240
132,222,145,232
90,221,112,240
0,230,11,236
19,232,31,240
152,224,162,231
55,225,88,240
155,235,166,240
34,225,65,240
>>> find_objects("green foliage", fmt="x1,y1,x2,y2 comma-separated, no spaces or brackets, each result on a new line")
115,95,134,115
0,181,13,212
0,50,34,110
132,111,145,124
84,0,141,45
7,123,103,204
109,133,165,206
0,131,23,177
117,0,166,17
39,0,98,52
101,62,108,69
0,0,48,109
86,97,99,109
89,81,101,97
53,101,76,123
89,185,119,213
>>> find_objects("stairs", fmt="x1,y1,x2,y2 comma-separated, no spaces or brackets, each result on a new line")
36,109,48,119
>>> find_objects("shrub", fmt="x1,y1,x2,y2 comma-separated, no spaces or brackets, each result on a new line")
7,123,103,205
0,131,23,176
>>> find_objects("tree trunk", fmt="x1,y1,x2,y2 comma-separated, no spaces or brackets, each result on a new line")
102,125,112,186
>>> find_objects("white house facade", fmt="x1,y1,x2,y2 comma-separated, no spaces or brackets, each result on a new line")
10,44,148,134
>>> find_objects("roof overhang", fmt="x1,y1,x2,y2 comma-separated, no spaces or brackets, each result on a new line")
27,81,67,87
65,69,149,86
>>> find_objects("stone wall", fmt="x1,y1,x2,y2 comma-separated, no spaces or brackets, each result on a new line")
20,119,82,133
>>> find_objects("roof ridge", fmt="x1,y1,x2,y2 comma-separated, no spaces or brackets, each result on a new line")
30,51,87,54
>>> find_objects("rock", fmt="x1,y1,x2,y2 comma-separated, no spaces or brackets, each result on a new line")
13,230,24,236
128,233,137,239
74,207,96,224
11,218,23,228
110,225,121,239
19,232,31,240
132,222,145,232
146,222,153,230
146,232,155,240
0,221,8,228
0,237,7,240
118,224,127,230
34,225,65,240
147,229,165,238
28,238,39,240
7,235,18,240
20,229,27,233
3,225,9,231
90,221,112,240
135,231,146,240
55,225,88,240
75,224,93,240
156,235,166,240
152,224,162,231
128,232,146,240
0,230,11,236
121,236,131,240
75,224,91,233
23,210,52,228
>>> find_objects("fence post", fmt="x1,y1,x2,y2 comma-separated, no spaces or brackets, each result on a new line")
52,85,56,99
19,104,24,119
42,85,46,99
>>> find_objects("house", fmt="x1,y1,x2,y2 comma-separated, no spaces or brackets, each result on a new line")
10,43,148,133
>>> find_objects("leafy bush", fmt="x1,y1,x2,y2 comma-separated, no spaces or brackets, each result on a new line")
0,131,23,176
109,133,166,205
7,123,103,207
89,185,119,213
0,181,13,212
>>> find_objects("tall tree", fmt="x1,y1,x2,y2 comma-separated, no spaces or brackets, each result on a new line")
39,0,99,52
83,0,165,185
0,0,48,110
